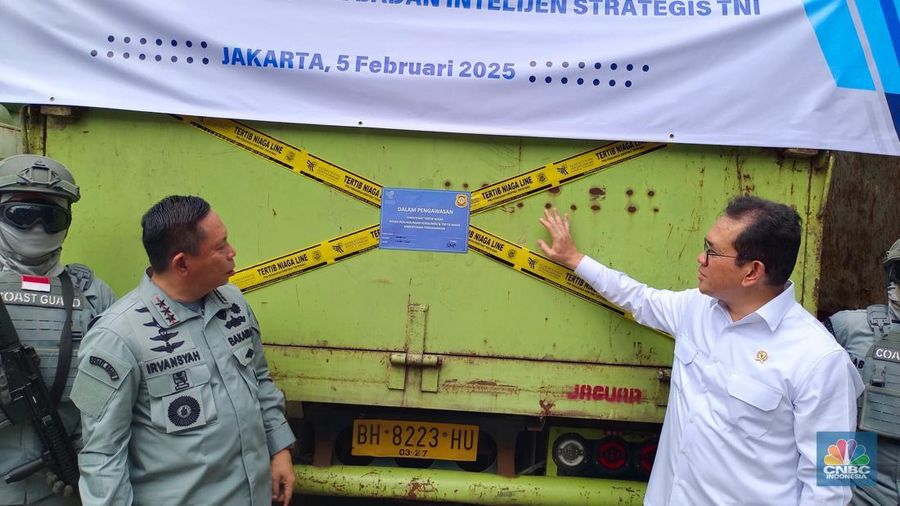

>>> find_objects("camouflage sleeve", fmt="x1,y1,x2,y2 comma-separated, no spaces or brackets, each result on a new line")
827,309,875,369
70,324,138,506
65,264,117,314
246,306,295,456
83,277,117,315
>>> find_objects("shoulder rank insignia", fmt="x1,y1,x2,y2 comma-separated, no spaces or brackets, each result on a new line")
153,296,178,325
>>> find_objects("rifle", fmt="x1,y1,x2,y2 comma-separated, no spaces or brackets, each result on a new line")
0,278,79,495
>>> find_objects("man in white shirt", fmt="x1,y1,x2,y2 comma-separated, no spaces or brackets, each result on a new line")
538,195,863,505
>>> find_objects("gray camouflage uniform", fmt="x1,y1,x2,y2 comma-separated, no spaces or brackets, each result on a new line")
0,266,115,505
71,275,295,505
826,238,900,506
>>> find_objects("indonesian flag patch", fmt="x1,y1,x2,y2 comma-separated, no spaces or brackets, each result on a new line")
21,275,51,292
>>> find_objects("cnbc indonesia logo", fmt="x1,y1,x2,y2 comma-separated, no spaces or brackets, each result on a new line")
822,438,871,481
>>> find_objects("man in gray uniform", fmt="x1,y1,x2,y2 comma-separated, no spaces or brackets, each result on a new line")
826,238,900,505
0,155,116,505
71,195,295,505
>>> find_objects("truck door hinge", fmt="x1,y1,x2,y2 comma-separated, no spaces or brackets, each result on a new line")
388,353,443,392
656,368,671,407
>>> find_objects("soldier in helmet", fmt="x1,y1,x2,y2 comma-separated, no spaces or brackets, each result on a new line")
825,238,900,505
0,155,115,505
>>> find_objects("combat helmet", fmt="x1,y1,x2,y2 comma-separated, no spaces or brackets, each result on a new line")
0,155,80,203
885,238,900,267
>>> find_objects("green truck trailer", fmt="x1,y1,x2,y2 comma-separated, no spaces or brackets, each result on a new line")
1,104,898,504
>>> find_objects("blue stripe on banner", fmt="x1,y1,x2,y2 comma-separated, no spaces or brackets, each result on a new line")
856,0,900,93
884,92,900,137
802,0,874,90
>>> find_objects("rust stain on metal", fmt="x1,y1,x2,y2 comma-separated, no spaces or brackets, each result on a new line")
653,207,659,213
462,182,469,189
647,189,655,197
591,204,601,212
633,341,655,363
539,399,555,417
548,187,561,194
443,180,452,188
544,203,552,209
570,204,577,211
627,205,638,213
406,477,437,499
589,186,606,197
625,188,634,196
516,202,524,208
734,154,755,194
442,379,519,395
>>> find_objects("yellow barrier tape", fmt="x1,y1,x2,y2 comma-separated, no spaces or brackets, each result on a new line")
230,225,381,292
177,116,383,208
234,221,646,323
181,114,667,328
469,141,665,214
467,225,670,336
466,225,627,315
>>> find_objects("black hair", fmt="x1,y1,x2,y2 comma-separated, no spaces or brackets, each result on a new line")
724,195,802,286
141,195,211,273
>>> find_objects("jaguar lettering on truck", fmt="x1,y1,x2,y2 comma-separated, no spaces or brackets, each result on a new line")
567,384,643,403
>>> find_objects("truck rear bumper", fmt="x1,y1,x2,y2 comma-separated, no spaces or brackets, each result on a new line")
295,464,646,505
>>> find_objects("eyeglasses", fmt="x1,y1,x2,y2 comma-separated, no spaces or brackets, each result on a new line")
702,239,737,266
0,202,71,234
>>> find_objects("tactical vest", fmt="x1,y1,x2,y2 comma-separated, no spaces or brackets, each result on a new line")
859,324,900,439
866,304,892,338
0,269,91,427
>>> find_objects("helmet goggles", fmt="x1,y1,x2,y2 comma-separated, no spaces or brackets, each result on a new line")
0,201,71,234
889,261,900,285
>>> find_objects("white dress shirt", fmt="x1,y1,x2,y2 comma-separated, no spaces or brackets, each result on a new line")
575,257,864,506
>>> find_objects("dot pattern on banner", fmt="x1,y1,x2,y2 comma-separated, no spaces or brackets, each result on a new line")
527,60,651,88
92,35,211,65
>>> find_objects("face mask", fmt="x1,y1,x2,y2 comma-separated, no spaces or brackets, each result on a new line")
888,281,899,327
0,221,66,258
0,221,67,275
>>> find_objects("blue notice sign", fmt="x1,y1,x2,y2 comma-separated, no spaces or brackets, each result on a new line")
380,188,470,253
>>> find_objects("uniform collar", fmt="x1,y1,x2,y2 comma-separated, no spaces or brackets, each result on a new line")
138,274,232,328
754,281,796,332
710,281,795,332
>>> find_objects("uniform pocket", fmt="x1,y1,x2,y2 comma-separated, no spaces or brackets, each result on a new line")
672,340,698,391
859,385,900,438
230,342,260,395
71,351,131,419
147,364,218,433
725,374,783,437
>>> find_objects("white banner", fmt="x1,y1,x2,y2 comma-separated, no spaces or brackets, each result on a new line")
1,0,898,155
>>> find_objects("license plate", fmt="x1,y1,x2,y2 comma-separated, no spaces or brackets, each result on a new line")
351,419,479,461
